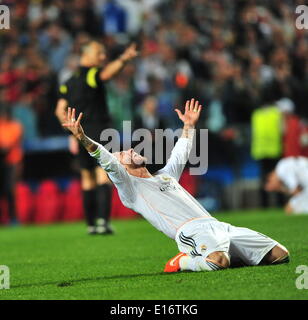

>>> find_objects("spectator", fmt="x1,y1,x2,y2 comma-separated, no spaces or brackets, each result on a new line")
0,104,23,225
251,90,283,208
133,95,167,173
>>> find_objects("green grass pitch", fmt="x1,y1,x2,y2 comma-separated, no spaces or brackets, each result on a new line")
0,209,307,300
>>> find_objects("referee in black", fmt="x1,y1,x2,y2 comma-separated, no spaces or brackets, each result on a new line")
55,40,138,235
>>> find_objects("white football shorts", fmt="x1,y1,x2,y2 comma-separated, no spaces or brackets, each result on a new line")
175,218,278,266
289,190,308,214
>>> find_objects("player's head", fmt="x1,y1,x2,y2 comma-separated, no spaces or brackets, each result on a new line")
80,41,106,67
113,149,147,169
265,171,282,192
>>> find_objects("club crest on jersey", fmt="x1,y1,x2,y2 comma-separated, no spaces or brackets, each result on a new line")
160,175,171,182
159,177,181,192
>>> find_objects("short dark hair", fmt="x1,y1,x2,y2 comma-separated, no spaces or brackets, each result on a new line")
80,40,103,55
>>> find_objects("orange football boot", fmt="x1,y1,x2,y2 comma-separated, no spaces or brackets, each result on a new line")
164,252,187,273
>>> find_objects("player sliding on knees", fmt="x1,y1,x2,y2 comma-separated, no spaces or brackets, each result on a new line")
62,99,289,272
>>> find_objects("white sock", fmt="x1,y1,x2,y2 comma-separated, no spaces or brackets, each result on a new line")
179,256,223,272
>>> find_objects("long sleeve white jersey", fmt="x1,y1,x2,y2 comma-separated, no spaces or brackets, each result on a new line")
89,134,215,239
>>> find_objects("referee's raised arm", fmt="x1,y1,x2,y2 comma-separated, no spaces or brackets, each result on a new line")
55,41,138,125
99,43,138,81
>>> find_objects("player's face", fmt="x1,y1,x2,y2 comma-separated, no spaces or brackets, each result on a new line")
114,149,147,168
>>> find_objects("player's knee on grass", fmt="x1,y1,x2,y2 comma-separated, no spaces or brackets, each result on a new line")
180,251,230,272
261,244,290,265
206,251,230,269
284,203,294,215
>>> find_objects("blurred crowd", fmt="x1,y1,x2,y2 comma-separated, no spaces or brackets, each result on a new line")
1,0,308,209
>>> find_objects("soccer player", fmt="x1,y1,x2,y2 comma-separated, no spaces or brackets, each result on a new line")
55,40,138,235
265,157,308,215
62,99,289,272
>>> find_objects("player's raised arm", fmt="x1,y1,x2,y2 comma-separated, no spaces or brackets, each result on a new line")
100,43,138,81
62,108,135,203
62,107,98,153
157,99,202,181
175,98,202,137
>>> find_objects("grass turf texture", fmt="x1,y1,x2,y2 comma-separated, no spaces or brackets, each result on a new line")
0,209,307,300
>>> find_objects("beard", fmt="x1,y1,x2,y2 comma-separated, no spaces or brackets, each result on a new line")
139,160,147,167
132,156,147,167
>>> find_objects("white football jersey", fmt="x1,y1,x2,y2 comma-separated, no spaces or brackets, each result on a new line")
275,157,308,192
90,135,215,239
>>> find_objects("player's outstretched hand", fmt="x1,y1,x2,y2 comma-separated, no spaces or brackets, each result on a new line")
175,98,202,127
120,43,138,62
62,107,84,139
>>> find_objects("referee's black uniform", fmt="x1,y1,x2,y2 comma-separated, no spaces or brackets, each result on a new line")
59,66,112,233
59,66,112,168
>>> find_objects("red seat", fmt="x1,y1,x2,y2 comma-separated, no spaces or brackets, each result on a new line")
111,187,137,219
16,182,34,223
0,199,9,225
34,180,63,224
179,168,197,196
62,180,84,222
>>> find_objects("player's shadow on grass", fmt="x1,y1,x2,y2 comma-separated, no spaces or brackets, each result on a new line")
11,263,266,289
11,271,174,289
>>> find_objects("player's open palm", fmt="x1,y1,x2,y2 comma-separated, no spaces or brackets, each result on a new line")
175,98,202,126
62,107,84,139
